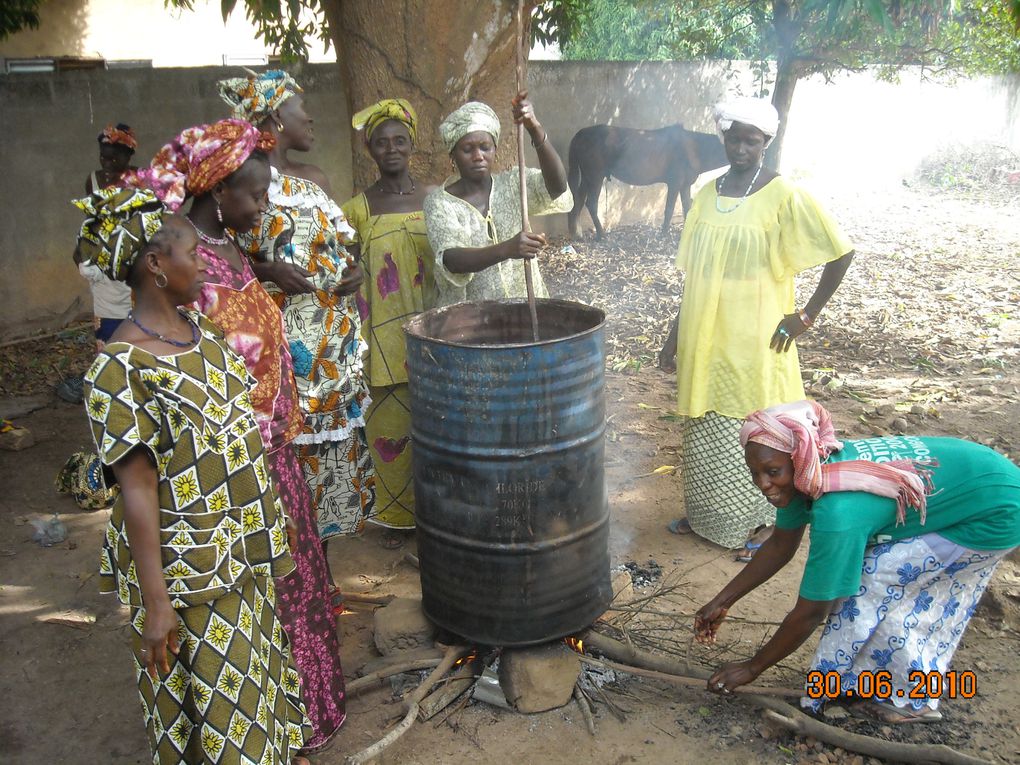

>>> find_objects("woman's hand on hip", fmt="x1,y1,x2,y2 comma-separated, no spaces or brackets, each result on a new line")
770,312,809,353
139,599,180,680
334,263,365,296
285,516,299,553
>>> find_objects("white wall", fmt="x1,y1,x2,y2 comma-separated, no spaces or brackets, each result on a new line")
0,0,335,67
783,69,1020,192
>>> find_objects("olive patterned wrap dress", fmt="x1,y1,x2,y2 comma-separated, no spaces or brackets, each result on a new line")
84,313,312,763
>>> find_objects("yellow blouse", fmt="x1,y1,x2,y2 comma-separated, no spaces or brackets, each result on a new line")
675,176,852,419
341,193,434,387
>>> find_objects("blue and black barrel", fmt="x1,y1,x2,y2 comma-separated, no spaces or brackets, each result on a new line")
404,299,612,646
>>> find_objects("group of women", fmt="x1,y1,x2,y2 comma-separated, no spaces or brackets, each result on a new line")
74,70,571,763
73,71,1018,760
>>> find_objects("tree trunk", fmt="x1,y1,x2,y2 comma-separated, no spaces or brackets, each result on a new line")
323,0,533,192
765,0,801,170
765,56,799,171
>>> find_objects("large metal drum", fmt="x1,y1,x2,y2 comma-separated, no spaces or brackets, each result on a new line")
404,299,612,646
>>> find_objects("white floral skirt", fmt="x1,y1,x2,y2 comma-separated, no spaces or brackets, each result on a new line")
802,532,1009,713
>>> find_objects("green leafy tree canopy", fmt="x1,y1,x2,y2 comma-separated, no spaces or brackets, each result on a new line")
1,0,44,40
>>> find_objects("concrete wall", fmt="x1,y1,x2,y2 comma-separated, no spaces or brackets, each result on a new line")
2,60,1018,338
525,60,745,234
0,63,350,339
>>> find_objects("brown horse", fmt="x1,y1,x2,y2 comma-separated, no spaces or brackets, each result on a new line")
567,124,728,239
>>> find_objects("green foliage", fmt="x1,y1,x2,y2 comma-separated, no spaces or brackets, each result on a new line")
932,1,1020,75
167,0,331,60
544,0,760,60
0,0,44,41
539,0,1018,76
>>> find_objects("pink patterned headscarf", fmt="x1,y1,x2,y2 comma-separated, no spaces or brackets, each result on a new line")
132,119,274,211
739,400,932,525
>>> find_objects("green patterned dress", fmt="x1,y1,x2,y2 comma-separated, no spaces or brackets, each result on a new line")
84,312,312,763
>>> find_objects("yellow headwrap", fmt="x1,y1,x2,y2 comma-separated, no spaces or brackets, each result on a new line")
351,98,418,143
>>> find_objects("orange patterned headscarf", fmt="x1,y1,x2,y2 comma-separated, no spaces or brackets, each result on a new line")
98,124,137,151
135,119,275,211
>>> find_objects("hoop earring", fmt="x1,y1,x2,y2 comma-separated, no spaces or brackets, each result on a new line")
215,202,223,224
155,271,169,289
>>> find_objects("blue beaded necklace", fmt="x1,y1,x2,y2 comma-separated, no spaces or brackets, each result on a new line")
128,310,200,348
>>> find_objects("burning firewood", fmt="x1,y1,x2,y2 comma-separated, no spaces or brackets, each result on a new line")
418,653,485,721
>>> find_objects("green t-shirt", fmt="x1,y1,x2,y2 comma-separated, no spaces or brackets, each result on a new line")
777,436,1020,602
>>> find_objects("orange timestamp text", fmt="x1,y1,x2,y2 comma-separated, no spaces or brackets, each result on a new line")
805,670,977,701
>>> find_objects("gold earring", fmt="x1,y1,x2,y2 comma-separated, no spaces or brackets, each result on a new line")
276,122,285,133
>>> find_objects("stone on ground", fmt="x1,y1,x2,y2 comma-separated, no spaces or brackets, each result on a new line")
499,642,580,713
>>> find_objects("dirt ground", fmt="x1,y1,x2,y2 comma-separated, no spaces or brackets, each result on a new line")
2,183,1019,765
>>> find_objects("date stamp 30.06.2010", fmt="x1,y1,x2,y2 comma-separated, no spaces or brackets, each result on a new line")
804,670,977,701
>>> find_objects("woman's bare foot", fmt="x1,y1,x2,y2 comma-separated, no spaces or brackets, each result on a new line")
667,518,694,535
851,700,943,724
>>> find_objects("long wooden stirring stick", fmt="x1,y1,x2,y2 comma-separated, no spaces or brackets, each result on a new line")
515,0,540,342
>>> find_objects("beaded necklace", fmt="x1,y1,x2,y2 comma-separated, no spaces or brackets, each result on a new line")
376,177,416,195
185,215,230,246
715,163,763,214
128,310,200,348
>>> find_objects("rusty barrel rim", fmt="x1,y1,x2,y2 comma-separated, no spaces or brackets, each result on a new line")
403,298,606,349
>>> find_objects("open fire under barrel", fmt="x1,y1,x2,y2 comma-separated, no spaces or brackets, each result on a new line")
404,299,613,646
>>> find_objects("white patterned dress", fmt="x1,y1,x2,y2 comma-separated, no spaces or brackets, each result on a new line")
237,169,376,539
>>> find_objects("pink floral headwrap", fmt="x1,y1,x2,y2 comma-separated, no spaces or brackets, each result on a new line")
133,119,274,211
739,400,932,525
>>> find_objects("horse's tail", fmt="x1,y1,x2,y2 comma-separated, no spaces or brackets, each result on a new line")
567,130,583,197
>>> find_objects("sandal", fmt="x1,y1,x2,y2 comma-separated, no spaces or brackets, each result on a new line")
56,375,85,404
735,541,763,563
667,518,694,535
379,528,411,550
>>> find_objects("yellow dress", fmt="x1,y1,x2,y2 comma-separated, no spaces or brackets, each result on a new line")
676,176,852,419
674,176,852,549
341,193,434,529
